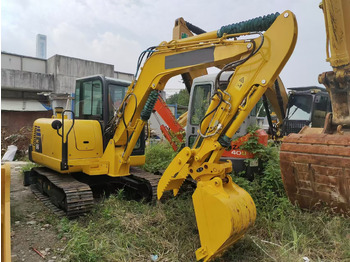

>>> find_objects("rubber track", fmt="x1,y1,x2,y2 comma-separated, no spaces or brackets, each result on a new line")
130,167,161,202
31,185,66,217
31,167,94,219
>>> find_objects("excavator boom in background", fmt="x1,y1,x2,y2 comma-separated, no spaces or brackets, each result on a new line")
149,17,207,152
26,11,297,261
153,95,185,151
280,0,350,214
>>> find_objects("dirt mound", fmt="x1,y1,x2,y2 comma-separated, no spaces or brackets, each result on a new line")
1,127,32,160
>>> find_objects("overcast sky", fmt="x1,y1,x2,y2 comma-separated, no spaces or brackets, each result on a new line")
2,0,332,95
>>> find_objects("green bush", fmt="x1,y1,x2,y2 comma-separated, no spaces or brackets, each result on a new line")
142,142,177,173
233,126,286,209
21,162,40,173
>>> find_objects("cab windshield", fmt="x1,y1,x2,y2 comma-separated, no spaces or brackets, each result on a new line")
190,84,211,125
108,84,127,119
287,94,313,121
74,79,103,119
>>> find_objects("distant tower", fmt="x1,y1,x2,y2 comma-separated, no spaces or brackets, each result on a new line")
36,34,47,59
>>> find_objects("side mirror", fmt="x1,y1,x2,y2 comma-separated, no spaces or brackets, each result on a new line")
51,120,62,130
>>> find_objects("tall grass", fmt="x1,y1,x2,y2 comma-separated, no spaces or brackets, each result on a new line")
60,193,199,262
56,141,350,261
142,142,177,173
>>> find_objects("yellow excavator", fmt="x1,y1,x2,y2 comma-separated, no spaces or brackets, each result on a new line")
25,11,297,261
280,0,350,214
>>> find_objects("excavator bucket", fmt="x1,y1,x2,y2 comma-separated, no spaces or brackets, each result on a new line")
158,153,256,261
280,127,350,213
192,176,256,261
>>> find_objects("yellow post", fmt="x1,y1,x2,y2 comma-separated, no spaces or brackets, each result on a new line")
1,163,11,262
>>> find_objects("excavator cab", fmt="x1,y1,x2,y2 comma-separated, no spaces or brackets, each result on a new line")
186,72,260,147
281,87,331,136
74,75,145,154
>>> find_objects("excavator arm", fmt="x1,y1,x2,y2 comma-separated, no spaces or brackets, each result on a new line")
157,11,297,261
319,0,350,126
102,12,296,177
101,11,296,261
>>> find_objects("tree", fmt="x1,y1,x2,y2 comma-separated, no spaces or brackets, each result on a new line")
166,89,189,115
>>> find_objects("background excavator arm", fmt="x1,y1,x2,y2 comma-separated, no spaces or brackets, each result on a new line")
172,17,208,92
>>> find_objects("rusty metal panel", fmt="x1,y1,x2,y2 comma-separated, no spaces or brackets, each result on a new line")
280,133,350,214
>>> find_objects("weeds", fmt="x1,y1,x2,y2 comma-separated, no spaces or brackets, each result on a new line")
49,141,350,261
142,142,177,173
21,162,40,173
61,194,199,262
226,127,350,261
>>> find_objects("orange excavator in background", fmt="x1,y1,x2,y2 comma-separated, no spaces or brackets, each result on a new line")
153,95,185,151
280,0,350,213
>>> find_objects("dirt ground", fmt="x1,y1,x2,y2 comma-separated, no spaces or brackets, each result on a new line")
8,161,68,262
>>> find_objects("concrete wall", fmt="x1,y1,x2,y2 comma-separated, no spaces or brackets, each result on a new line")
2,53,21,70
1,69,54,91
114,71,134,82
1,52,144,139
2,53,46,73
1,53,52,92
47,55,115,94
1,52,133,94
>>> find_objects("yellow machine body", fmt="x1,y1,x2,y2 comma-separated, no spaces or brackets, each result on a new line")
31,118,104,173
30,118,145,175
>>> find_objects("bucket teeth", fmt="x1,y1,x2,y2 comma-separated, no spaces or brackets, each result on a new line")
157,167,188,199
157,147,192,199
